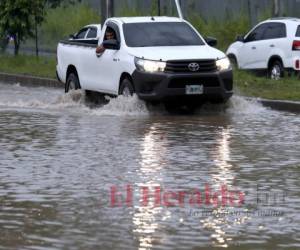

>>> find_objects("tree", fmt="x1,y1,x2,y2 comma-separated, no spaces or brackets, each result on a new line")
31,0,46,57
0,0,79,56
0,0,35,55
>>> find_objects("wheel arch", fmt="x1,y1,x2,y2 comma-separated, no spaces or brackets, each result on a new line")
268,55,284,69
119,72,134,93
227,53,238,68
66,65,80,86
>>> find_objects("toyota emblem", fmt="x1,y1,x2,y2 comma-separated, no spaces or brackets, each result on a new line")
188,62,200,72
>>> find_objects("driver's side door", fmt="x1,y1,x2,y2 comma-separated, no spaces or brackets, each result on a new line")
88,22,122,95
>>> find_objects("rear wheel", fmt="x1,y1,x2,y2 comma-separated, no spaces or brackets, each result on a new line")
269,60,284,80
66,73,80,93
119,78,134,96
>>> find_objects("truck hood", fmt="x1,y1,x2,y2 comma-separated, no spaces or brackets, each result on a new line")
127,45,226,61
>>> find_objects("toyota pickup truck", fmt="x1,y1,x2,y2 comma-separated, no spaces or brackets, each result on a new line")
56,16,233,104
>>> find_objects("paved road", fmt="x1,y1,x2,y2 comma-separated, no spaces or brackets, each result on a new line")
0,82,299,249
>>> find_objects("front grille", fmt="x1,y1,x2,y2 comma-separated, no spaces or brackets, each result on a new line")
168,77,220,88
165,60,217,73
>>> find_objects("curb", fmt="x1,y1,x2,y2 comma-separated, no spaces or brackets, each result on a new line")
258,99,300,113
0,72,63,88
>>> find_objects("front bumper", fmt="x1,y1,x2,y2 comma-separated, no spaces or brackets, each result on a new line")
132,70,233,102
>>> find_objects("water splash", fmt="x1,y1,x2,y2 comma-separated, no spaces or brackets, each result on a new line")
0,83,148,116
91,95,149,116
227,96,267,115
0,83,269,117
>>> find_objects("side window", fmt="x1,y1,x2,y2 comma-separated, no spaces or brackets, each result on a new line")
86,28,97,39
263,23,286,40
75,28,88,39
245,24,267,43
103,24,121,42
296,26,300,37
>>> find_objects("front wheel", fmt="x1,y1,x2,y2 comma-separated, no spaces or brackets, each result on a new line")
119,78,134,96
65,73,80,93
269,61,284,80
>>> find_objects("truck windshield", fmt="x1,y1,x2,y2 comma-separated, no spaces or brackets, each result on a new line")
123,22,205,47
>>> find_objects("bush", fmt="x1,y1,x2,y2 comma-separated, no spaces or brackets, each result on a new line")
187,14,251,51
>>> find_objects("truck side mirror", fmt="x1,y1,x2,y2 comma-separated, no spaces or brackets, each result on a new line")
102,39,120,50
236,35,245,42
69,34,75,39
205,37,217,47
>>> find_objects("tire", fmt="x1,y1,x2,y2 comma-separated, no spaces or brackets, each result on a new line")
119,78,134,96
268,60,284,80
65,73,80,93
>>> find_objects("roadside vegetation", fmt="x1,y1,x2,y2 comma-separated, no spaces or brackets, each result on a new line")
0,55,56,78
235,70,300,101
187,14,251,51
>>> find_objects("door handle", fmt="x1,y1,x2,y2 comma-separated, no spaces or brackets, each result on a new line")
270,44,275,48
252,46,256,50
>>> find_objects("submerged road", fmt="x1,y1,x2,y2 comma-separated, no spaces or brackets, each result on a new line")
0,82,299,249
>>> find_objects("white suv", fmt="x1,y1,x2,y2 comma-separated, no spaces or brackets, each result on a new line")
227,17,300,79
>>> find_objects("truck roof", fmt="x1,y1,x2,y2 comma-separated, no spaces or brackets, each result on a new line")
268,17,300,22
109,16,183,24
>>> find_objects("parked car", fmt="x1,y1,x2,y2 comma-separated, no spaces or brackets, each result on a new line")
57,17,233,105
227,17,300,79
69,24,101,45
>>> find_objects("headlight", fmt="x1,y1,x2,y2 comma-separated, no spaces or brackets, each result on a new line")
135,57,166,73
216,57,231,71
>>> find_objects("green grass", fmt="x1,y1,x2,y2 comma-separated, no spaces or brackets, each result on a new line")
0,55,56,78
234,70,300,101
187,14,251,51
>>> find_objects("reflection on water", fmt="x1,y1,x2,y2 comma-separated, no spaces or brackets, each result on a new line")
133,126,165,250
0,82,300,249
203,128,243,248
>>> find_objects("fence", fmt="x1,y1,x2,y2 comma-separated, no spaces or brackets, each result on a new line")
85,0,300,24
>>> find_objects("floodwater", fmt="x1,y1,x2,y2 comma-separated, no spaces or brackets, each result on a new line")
0,82,299,250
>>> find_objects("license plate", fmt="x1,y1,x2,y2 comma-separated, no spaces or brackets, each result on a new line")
186,85,204,95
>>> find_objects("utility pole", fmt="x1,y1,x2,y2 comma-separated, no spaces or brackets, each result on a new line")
109,0,114,17
174,0,183,19
157,0,161,16
35,16,39,57
101,0,114,25
100,0,106,25
273,0,280,17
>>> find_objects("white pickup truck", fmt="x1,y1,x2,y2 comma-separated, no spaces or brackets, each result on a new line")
56,17,233,104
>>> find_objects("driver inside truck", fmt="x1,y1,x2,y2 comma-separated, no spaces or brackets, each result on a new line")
96,27,116,54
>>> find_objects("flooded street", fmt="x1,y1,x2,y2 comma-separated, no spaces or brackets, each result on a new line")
0,82,299,250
